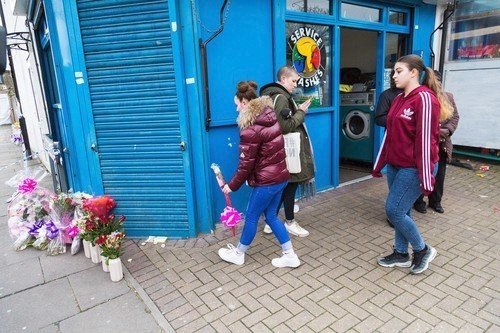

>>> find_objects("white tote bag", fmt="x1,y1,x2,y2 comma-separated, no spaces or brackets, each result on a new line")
273,95,301,174
283,132,301,173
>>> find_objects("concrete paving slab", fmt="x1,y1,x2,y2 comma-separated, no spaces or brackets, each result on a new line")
38,324,59,333
40,249,96,282
0,230,44,267
0,278,79,332
0,256,44,296
58,292,161,333
68,265,129,311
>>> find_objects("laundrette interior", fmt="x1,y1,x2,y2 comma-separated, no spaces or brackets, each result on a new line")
339,28,378,184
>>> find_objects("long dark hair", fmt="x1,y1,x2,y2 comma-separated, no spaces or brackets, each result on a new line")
397,55,453,121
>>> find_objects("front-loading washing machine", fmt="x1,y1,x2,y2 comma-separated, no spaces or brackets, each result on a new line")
339,92,375,163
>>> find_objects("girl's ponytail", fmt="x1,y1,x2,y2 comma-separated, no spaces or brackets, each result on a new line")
423,67,453,121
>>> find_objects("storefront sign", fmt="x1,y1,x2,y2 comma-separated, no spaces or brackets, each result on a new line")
289,27,325,88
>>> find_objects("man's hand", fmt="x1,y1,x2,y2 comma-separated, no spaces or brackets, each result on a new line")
222,184,232,194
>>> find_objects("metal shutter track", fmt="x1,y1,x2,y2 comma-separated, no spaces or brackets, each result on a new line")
77,0,189,236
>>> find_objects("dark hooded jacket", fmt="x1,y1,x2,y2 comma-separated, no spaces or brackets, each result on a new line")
259,83,315,183
440,93,460,162
228,96,289,191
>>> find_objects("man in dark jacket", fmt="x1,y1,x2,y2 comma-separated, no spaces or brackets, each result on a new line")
259,66,315,237
375,69,403,127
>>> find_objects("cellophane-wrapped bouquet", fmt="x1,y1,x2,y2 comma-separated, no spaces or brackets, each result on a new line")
7,178,54,251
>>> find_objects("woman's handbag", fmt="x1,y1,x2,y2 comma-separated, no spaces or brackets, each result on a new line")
273,95,302,174
283,132,301,173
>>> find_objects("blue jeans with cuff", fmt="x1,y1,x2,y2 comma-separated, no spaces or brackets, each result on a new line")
386,164,437,253
237,181,292,253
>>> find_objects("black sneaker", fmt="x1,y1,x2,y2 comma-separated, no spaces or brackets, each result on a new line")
410,244,437,274
377,249,412,268
429,203,444,214
413,201,427,214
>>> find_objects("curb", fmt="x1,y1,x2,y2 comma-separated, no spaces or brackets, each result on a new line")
123,265,175,333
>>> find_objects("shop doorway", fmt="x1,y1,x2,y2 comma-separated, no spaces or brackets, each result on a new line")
338,28,378,184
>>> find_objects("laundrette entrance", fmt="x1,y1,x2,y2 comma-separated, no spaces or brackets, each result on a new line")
338,28,378,183
338,27,408,184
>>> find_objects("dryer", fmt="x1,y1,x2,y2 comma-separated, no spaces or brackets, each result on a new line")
339,92,375,163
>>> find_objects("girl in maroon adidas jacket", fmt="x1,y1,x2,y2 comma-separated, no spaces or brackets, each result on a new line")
372,55,453,274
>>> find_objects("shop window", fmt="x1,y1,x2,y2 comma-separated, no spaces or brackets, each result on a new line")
385,33,407,68
389,10,406,26
286,0,331,15
340,2,381,23
286,22,331,107
448,4,500,61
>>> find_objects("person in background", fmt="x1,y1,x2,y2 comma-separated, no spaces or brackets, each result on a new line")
413,71,460,214
260,66,316,238
218,81,300,268
375,69,403,127
372,55,454,274
375,69,403,228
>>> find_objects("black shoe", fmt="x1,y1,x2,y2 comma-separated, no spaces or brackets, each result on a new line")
410,244,437,274
377,249,412,268
413,202,427,214
386,218,394,228
429,203,444,214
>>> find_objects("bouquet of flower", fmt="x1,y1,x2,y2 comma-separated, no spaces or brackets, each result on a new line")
64,192,92,252
49,193,77,244
83,196,116,222
8,178,54,251
79,195,125,245
96,231,125,260
10,123,23,145
11,132,23,145
210,163,242,236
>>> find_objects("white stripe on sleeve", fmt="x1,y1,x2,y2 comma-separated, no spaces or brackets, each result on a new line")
373,131,387,170
419,92,432,191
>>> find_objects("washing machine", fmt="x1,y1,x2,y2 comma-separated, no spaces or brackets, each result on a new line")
339,92,375,163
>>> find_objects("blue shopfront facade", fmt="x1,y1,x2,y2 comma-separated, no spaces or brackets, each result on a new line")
28,0,437,238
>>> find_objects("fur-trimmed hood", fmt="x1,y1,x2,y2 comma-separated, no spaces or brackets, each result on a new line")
237,96,274,129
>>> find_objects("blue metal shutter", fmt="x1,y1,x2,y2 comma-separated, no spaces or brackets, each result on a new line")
76,0,190,237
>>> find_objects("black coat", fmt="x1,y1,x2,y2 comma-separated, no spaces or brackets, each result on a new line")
375,87,403,127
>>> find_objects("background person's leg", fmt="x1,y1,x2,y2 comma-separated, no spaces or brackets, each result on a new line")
429,151,447,212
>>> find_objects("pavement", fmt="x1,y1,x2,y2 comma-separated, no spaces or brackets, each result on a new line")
0,125,163,332
1,123,499,332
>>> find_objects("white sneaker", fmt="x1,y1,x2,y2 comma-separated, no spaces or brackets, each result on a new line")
272,252,301,268
285,220,309,237
218,244,244,265
263,224,272,234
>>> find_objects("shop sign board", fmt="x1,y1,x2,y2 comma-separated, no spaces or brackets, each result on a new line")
289,27,325,88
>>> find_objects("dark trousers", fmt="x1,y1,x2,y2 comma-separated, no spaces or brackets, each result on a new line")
277,182,299,221
416,149,447,206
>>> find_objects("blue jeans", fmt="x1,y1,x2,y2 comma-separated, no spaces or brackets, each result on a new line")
238,181,292,253
386,164,437,253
